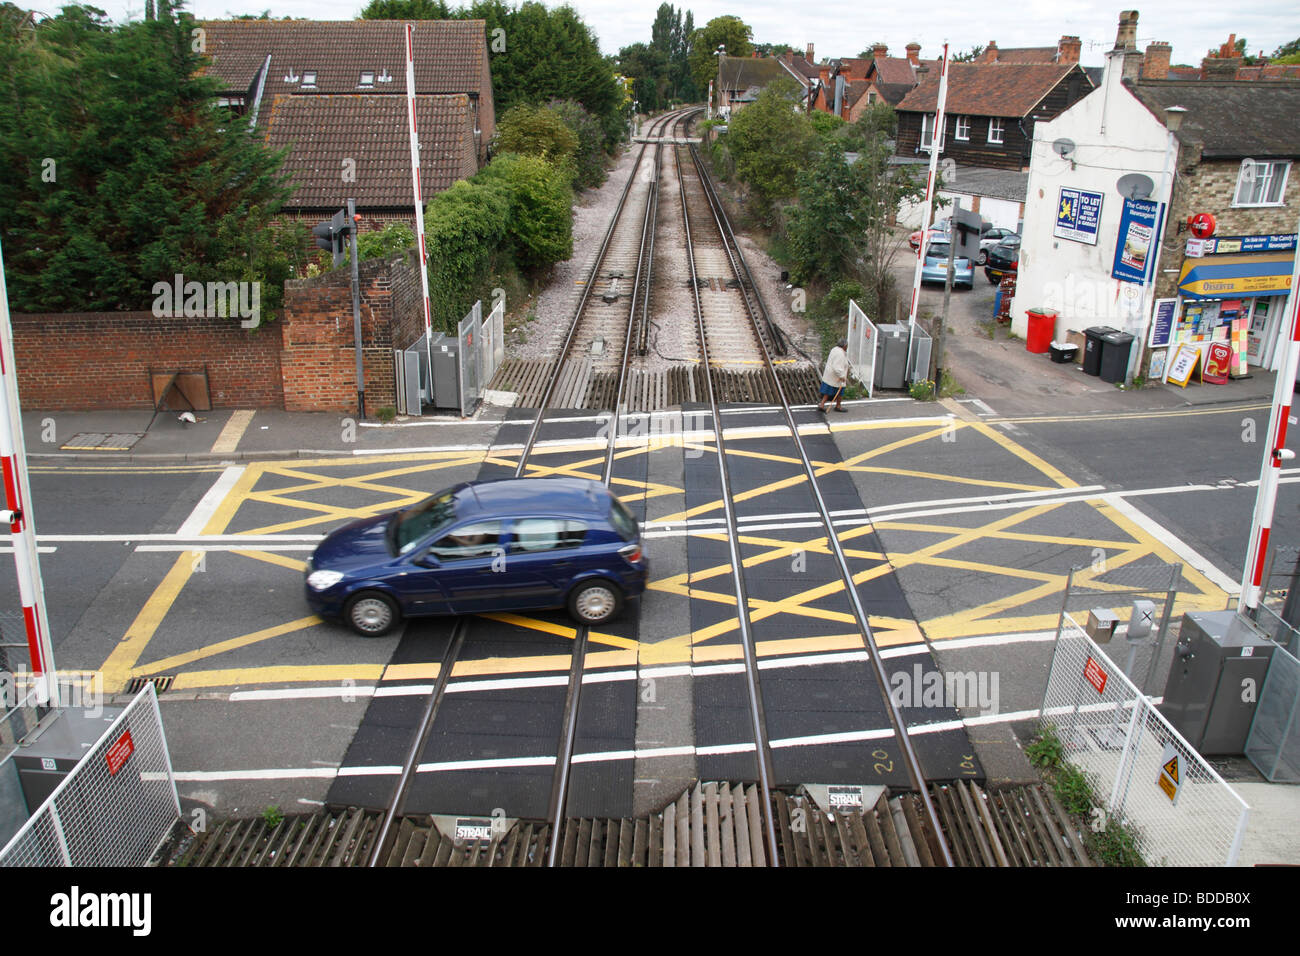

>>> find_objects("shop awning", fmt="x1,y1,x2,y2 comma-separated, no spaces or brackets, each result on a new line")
1178,252,1296,299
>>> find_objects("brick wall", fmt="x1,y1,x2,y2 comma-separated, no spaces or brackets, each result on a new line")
280,251,424,412
1155,153,1297,300
10,312,283,410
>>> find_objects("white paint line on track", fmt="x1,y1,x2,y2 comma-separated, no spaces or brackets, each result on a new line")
177,465,246,537
135,544,316,552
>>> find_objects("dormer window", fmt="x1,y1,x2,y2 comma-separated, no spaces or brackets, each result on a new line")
301,71,317,88
359,71,375,88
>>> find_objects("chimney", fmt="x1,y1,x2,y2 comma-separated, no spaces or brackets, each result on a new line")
1142,41,1171,80
1113,10,1139,51
1218,34,1236,57
806,42,814,62
1202,53,1242,79
986,40,999,63
1057,35,1081,64
906,42,921,66
872,42,888,59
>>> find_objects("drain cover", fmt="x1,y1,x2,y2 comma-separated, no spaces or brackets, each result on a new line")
61,432,144,451
125,676,174,694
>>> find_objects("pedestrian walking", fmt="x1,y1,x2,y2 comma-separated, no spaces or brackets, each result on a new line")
818,337,849,413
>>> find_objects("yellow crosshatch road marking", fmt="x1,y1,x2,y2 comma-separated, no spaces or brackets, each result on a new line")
99,417,1233,690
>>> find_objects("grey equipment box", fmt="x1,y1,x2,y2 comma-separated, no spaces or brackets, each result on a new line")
429,333,460,410
11,704,126,812
1160,610,1276,755
874,323,909,390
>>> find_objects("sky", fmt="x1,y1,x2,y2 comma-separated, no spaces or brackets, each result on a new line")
69,0,1298,65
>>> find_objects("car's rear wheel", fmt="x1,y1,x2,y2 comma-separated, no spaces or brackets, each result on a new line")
977,250,988,265
567,579,624,625
345,591,401,637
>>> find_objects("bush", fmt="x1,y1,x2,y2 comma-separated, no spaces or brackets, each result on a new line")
477,153,574,270
493,103,579,186
423,177,510,333
547,98,607,190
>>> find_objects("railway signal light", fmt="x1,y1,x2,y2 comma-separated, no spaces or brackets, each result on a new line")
312,208,353,268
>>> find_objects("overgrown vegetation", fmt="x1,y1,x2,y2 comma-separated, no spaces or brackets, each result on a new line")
0,3,308,315
1026,726,1146,866
703,89,924,353
617,4,699,112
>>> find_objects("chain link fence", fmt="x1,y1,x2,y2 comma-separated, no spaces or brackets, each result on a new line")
1040,613,1250,867
0,684,180,867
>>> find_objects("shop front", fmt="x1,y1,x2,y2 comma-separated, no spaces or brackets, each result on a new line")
1162,236,1296,380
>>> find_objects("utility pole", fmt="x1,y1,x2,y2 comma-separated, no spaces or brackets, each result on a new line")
933,197,959,393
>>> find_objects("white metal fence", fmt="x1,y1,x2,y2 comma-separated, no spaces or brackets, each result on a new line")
846,299,877,397
0,684,179,867
1040,614,1250,866
456,299,506,417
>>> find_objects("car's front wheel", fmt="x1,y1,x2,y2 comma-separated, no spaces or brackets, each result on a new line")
977,250,988,265
345,591,401,636
567,579,624,625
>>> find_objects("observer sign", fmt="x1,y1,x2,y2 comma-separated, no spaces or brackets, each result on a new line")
1054,187,1104,245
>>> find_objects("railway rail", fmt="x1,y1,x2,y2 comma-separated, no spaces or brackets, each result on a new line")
166,109,984,868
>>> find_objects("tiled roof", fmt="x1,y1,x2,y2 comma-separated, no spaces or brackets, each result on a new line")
843,79,872,110
869,55,935,88
896,63,1086,118
1167,65,1202,79
200,19,489,120
876,81,918,105
1128,79,1300,159
718,55,797,91
264,94,476,209
833,57,874,78
780,52,821,80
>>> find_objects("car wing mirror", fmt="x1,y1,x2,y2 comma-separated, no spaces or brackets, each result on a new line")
414,552,441,568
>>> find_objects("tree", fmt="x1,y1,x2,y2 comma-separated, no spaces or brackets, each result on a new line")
477,153,572,269
951,44,985,62
1274,37,1300,59
493,103,580,183
722,78,816,217
0,3,304,314
547,98,606,189
361,0,625,149
688,15,752,96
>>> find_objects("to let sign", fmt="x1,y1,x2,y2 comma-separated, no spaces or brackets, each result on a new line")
1055,187,1104,245
105,730,134,776
1084,656,1108,694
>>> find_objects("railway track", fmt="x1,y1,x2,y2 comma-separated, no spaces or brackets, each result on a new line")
492,109,816,411
164,781,1091,867
164,109,988,869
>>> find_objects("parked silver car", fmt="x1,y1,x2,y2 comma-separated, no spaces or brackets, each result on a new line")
920,241,974,290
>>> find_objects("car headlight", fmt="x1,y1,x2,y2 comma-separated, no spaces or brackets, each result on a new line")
307,570,345,591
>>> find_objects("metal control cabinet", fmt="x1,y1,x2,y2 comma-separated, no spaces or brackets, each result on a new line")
1160,611,1276,754
874,323,908,390
11,705,125,812
428,333,460,410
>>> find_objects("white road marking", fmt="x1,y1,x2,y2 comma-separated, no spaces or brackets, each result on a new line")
177,465,246,537
1102,494,1240,593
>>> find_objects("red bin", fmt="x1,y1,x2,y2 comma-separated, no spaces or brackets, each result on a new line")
1025,307,1058,354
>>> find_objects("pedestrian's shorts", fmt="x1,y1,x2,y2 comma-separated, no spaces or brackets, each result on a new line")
819,382,841,398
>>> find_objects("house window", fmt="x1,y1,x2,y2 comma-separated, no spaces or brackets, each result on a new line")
301,71,317,88
988,117,1005,144
1234,160,1290,206
920,113,935,150
955,116,970,141
868,92,877,104
359,71,375,88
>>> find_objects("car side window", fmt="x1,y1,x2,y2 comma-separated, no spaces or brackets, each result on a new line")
509,518,586,554
426,520,504,562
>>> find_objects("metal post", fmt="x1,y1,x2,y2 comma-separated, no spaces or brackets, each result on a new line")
348,198,364,419
934,197,958,388
1143,563,1182,694
0,238,57,707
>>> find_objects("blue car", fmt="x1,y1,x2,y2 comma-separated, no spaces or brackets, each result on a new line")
305,477,649,635
920,240,974,290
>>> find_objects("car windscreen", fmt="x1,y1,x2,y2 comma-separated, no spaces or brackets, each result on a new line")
608,496,639,541
389,490,458,555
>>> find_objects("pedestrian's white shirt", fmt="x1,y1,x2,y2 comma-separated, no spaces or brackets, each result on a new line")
822,346,848,388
